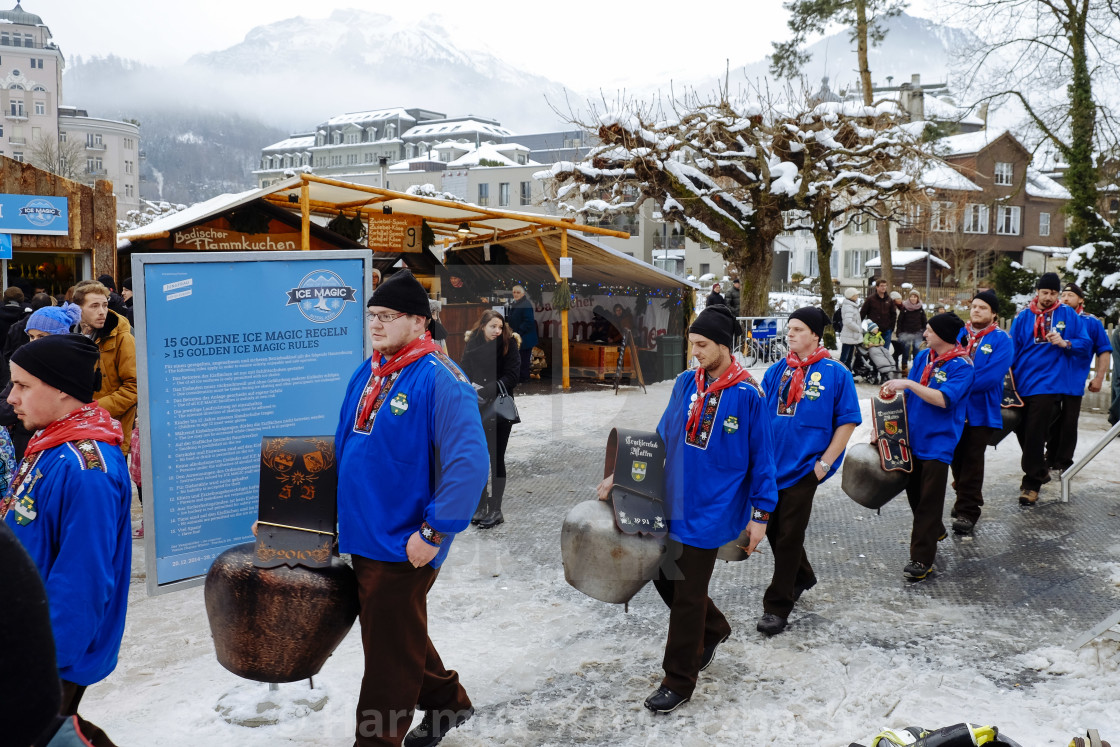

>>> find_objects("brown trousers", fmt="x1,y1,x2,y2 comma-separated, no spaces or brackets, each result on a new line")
59,681,117,747
763,471,819,618
905,458,949,566
352,556,471,747
652,541,732,698
950,425,997,523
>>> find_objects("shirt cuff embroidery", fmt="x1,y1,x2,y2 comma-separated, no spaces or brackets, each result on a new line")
751,508,770,524
419,521,445,547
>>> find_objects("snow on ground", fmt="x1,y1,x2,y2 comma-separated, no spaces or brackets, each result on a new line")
83,379,1120,746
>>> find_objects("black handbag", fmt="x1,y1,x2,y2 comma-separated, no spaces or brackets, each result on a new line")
481,381,520,424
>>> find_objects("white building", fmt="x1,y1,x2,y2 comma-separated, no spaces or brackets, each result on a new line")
0,2,141,217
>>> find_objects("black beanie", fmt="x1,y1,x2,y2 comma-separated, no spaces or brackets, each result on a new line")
10,334,101,403
972,289,999,312
1061,282,1084,298
122,276,133,292
789,306,829,339
96,274,116,292
689,304,736,348
928,312,965,344
366,269,431,318
1037,272,1061,291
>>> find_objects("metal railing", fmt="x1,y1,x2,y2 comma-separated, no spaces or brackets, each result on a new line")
1060,418,1120,503
735,316,790,367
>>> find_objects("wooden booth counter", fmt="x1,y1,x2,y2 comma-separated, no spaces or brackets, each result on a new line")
568,341,636,381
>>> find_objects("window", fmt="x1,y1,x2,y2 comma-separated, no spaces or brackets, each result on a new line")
699,263,710,276
124,160,133,174
848,214,867,234
31,126,39,140
477,183,489,206
58,130,65,141
994,162,1013,186
124,184,134,197
901,204,923,229
1039,212,1051,237
498,182,510,207
123,137,132,149
12,151,23,162
931,201,956,232
34,101,44,116
9,99,24,117
520,181,532,206
30,58,43,69
996,205,1021,235
963,204,989,234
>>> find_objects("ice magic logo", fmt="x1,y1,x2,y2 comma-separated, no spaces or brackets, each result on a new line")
286,270,357,323
18,199,63,228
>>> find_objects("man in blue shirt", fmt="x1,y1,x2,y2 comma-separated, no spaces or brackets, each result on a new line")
2,334,131,747
1045,282,1112,476
1009,272,1089,505
882,313,974,581
758,307,860,635
597,304,776,714
334,270,489,747
949,290,1013,535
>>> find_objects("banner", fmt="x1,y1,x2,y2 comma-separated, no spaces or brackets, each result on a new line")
171,227,303,251
135,251,370,593
0,194,68,236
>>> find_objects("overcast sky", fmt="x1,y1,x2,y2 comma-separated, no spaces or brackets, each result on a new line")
38,0,940,91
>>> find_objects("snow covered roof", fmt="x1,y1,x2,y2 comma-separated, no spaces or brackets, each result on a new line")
404,119,514,139
866,250,950,269
917,95,984,126
933,129,1012,157
1025,167,1071,200
118,188,264,242
447,143,537,168
262,134,315,152
920,162,982,192
324,108,417,126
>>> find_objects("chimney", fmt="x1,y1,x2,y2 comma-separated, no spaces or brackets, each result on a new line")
908,74,924,122
978,102,989,129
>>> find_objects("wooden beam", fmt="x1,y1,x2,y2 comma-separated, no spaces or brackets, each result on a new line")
300,180,310,251
534,236,561,282
561,228,570,391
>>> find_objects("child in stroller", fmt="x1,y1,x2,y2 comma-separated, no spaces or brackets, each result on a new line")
851,320,898,384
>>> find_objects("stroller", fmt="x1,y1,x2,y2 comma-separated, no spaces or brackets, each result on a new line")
851,320,898,384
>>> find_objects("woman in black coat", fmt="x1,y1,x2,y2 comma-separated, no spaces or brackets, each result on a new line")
460,310,520,529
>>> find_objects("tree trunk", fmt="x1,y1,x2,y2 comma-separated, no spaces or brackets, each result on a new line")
815,225,838,349
727,232,775,318
855,0,894,288
1064,0,1098,247
877,219,894,288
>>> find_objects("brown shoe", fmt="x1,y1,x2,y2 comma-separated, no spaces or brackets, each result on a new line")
1019,489,1039,506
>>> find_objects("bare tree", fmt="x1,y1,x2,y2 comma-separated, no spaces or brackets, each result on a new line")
30,136,85,181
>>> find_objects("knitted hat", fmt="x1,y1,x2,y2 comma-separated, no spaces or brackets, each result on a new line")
928,312,965,344
1061,282,1085,299
890,291,902,301
10,334,101,403
688,304,736,348
27,306,77,336
366,269,431,318
844,287,859,300
96,274,117,292
122,277,133,292
789,306,829,339
1037,272,1061,291
972,289,999,312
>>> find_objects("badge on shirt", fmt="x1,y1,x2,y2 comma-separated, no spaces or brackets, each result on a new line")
806,383,823,400
810,372,822,382
980,343,993,354
934,370,948,384
1056,321,1066,332
389,392,409,416
723,416,739,434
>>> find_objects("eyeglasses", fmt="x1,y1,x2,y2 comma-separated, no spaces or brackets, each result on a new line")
366,311,407,323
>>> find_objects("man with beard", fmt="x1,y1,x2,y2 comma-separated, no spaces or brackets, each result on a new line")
949,290,1013,535
1009,273,1088,505
1045,282,1111,478
757,307,860,635
882,313,974,581
597,304,776,713
861,278,898,349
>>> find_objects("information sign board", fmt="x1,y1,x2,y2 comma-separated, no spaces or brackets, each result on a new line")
368,214,422,252
0,194,68,235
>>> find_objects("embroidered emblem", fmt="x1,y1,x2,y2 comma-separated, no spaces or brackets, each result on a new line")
980,343,993,354
776,367,798,417
69,440,107,472
0,454,42,523
885,420,898,435
723,416,739,434
389,392,409,416
12,491,37,525
1056,321,1066,332
432,351,471,383
686,389,723,449
934,370,949,383
419,521,445,546
810,372,822,382
631,461,647,482
353,370,401,434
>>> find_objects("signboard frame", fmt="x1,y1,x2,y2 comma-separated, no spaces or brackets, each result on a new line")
133,250,373,595
0,193,69,236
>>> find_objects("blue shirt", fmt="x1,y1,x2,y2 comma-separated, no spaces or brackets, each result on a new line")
1010,303,1089,397
5,437,132,686
1072,310,1112,376
762,357,861,489
905,349,975,463
657,370,777,548
956,325,1014,429
335,351,489,568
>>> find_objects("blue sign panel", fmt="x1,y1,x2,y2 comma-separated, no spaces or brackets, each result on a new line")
136,253,369,591
0,233,11,259
0,194,69,235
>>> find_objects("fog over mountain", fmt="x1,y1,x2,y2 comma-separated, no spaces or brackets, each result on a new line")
64,10,988,206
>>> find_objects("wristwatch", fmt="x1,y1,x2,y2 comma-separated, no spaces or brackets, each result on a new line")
818,459,831,470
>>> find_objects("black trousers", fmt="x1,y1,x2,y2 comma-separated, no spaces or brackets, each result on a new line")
1045,394,1082,472
1015,393,1061,491
763,471,819,618
950,425,997,523
353,557,470,747
652,541,732,698
482,416,513,482
905,458,949,566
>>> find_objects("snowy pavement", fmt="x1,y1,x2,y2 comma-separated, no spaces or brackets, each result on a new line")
87,377,1120,746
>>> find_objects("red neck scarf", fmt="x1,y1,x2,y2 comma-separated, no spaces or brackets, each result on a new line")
1029,296,1057,339
686,359,752,440
784,346,830,408
964,322,998,357
25,403,123,457
920,345,969,386
358,332,441,429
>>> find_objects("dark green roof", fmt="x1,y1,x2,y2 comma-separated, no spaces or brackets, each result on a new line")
0,3,44,26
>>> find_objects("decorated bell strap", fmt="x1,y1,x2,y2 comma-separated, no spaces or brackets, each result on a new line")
604,428,667,538
255,435,339,569
872,390,913,473
1001,370,1025,408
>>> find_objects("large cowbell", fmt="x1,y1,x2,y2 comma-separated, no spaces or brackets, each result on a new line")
842,392,912,510
204,436,359,683
561,428,667,604
990,371,1025,447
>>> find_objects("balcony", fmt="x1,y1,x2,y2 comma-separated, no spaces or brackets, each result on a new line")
0,38,53,50
8,137,26,145
85,143,106,151
5,113,27,121
653,234,685,250
86,168,107,177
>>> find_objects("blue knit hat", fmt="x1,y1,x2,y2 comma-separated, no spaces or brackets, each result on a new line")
27,305,79,336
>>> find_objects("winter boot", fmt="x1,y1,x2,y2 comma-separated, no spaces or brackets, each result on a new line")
471,488,489,525
478,478,505,529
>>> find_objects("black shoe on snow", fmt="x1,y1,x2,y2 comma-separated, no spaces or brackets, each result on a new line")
793,578,817,601
952,517,975,535
403,706,474,747
700,633,730,671
903,560,934,581
644,686,689,714
477,509,504,529
470,502,488,525
756,613,787,636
